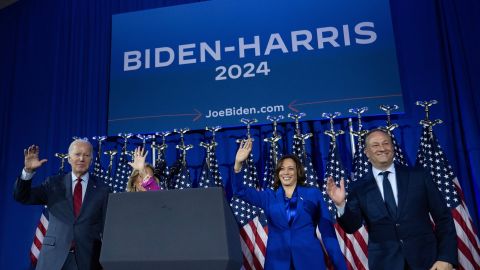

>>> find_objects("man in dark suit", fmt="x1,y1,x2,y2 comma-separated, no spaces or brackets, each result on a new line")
326,129,457,270
14,139,110,270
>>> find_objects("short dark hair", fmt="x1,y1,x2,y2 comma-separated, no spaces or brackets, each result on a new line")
272,154,306,190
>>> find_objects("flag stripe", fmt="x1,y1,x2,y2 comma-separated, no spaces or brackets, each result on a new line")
324,136,369,270
334,224,366,270
30,252,38,265
456,234,477,270
454,180,480,249
456,248,473,270
232,150,268,270
30,208,49,265
239,235,255,270
416,127,480,270
245,219,267,264
33,231,43,249
348,132,373,269
334,229,355,270
349,230,368,269
453,207,480,257
30,242,40,257
240,225,264,270
453,210,480,266
355,227,369,255
39,215,48,232
241,256,253,270
251,219,268,253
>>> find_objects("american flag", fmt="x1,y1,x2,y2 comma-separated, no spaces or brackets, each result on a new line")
390,132,408,167
173,162,192,190
92,151,109,185
322,140,369,270
262,143,278,190
30,166,68,265
352,134,369,182
415,126,480,269
154,154,170,190
111,150,131,193
198,148,222,188
294,133,337,269
347,134,370,270
293,135,319,188
302,155,320,188
30,206,49,265
230,151,268,270
292,134,303,160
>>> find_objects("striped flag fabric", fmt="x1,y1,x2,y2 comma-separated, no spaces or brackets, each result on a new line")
322,140,368,270
30,168,67,266
348,134,371,270
30,206,49,265
293,134,337,268
230,151,268,270
415,126,480,269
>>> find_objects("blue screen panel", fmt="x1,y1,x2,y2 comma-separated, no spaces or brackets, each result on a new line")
109,0,403,134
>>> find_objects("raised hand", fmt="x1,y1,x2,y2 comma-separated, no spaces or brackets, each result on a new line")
234,138,252,172
24,145,48,173
128,146,148,171
326,176,346,207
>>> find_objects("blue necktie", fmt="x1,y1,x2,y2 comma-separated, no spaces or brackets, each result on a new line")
380,171,397,218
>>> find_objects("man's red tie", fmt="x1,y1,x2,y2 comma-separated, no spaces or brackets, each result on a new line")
73,178,83,217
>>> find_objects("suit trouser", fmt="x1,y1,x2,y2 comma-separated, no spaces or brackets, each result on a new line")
61,251,78,270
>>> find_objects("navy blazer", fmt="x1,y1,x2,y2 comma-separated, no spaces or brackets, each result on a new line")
233,172,346,270
338,165,457,270
14,173,110,270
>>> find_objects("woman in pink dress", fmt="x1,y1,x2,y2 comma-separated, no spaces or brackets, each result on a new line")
126,146,161,192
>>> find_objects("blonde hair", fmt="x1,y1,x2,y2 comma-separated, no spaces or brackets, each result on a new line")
126,163,159,192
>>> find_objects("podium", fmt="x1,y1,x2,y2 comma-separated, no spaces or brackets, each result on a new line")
100,187,242,270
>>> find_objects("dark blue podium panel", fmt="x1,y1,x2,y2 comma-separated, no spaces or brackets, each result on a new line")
100,187,242,270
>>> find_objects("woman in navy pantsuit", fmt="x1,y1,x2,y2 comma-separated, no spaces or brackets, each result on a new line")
233,139,346,270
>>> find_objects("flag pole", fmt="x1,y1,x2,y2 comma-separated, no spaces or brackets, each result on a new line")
347,118,355,158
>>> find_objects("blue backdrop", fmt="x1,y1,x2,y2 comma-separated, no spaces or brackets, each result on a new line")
109,0,404,133
0,0,479,269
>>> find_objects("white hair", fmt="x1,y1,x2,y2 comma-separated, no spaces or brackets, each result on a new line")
68,139,93,155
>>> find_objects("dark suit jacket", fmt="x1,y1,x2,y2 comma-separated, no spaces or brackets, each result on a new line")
14,173,110,270
233,172,346,270
337,165,457,270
